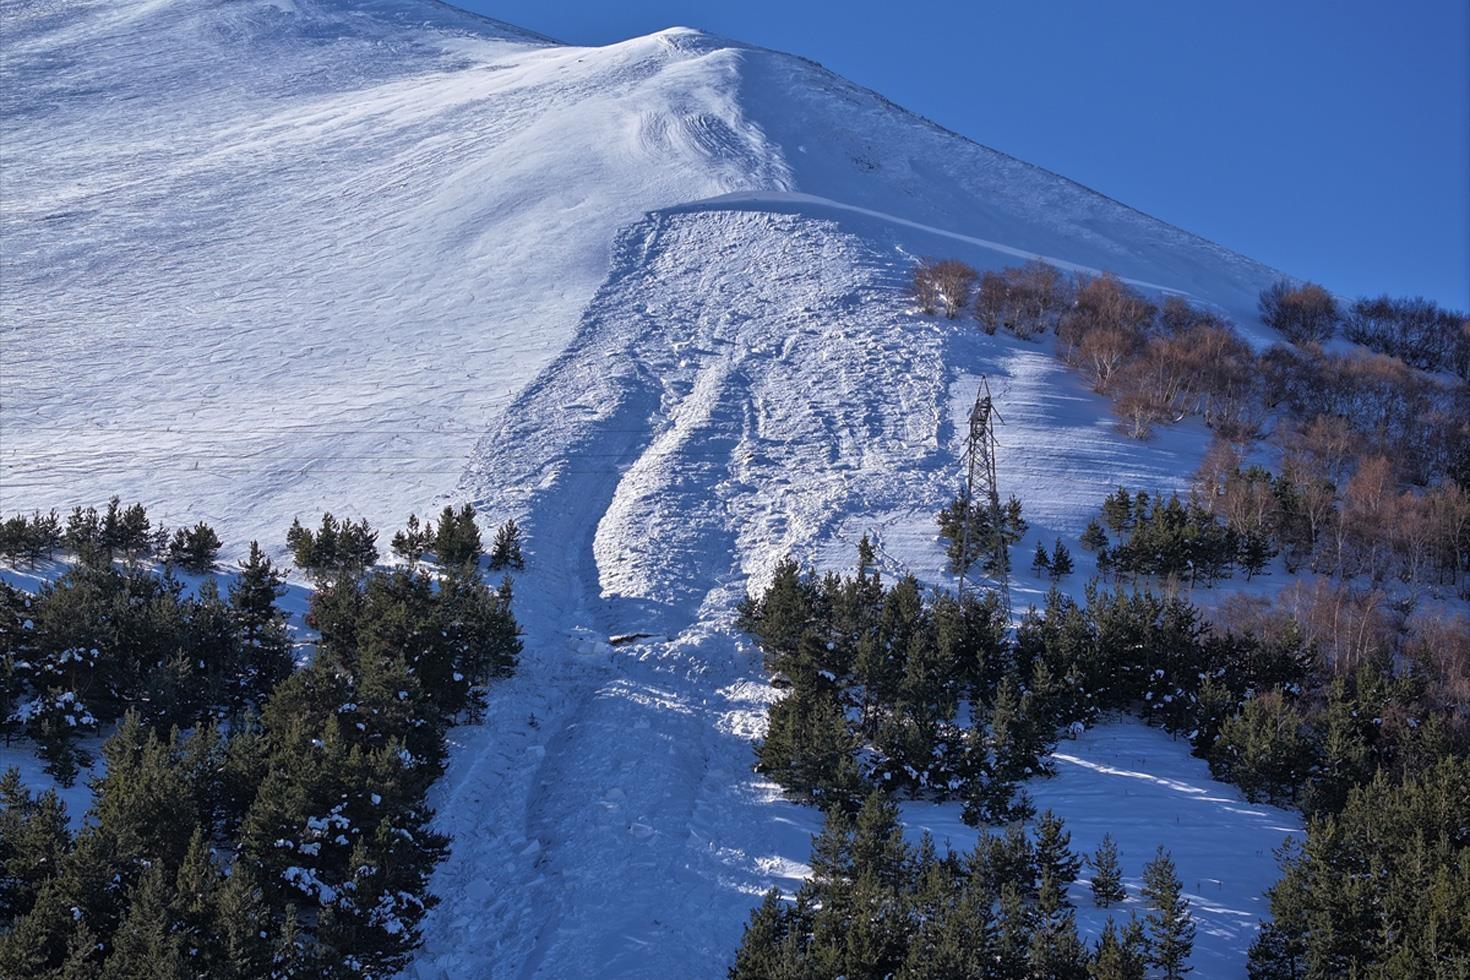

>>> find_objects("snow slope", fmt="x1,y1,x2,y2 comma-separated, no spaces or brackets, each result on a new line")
2,3,1301,976
1,0,1282,549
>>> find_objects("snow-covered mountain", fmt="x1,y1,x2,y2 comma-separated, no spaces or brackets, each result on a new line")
2,0,1280,546
2,2,1299,976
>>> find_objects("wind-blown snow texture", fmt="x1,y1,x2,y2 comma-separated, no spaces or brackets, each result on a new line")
2,3,1297,976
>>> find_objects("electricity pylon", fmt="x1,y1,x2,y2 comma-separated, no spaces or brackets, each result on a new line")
957,376,1010,618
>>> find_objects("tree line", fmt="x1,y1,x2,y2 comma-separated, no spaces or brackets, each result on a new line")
1,499,221,573
0,505,524,978
732,792,1195,980
734,532,1468,977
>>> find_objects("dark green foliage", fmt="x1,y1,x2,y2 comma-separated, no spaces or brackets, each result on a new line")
167,521,222,573
1101,491,1237,587
1142,847,1195,979
1091,916,1148,980
0,508,522,978
743,544,1010,804
1081,519,1109,553
734,506,1466,979
1032,541,1052,576
230,542,293,708
936,494,1027,576
732,800,1162,979
286,512,378,582
488,518,525,571
0,770,72,926
1089,833,1126,908
1297,677,1373,819
434,504,482,568
758,686,865,808
390,513,431,566
1050,539,1075,580
857,532,877,575
1208,690,1313,805
1034,809,1082,912
1250,757,1470,979
0,510,62,567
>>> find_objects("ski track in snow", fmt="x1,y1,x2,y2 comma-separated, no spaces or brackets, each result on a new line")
2,5,1304,977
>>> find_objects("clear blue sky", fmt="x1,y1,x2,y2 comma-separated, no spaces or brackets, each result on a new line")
456,0,1470,310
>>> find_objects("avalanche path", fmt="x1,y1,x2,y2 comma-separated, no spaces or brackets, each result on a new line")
412,202,1292,978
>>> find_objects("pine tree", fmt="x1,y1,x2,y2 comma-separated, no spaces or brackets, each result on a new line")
287,513,377,582
0,515,28,566
1089,833,1126,907
270,904,311,979
488,518,524,571
213,863,274,979
1091,916,1147,980
855,532,878,577
50,921,101,980
117,503,152,562
905,886,996,979
757,687,863,808
433,504,482,567
63,506,102,564
1299,676,1371,818
1142,847,1195,979
1028,910,1089,980
1034,810,1082,913
0,770,72,924
850,790,911,888
170,827,224,969
995,880,1036,978
1051,539,1075,580
1102,488,1134,534
90,714,199,874
169,522,221,573
230,542,292,708
731,889,793,979
100,497,124,562
1208,691,1310,805
108,862,187,978
1032,541,1052,576
24,510,63,566
390,514,431,566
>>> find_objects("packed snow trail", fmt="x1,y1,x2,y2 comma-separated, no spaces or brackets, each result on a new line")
412,207,1295,978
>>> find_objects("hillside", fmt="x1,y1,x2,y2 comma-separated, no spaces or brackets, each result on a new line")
1,0,1284,548
0,2,1308,977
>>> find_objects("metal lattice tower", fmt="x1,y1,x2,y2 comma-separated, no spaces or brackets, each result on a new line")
957,376,1010,617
